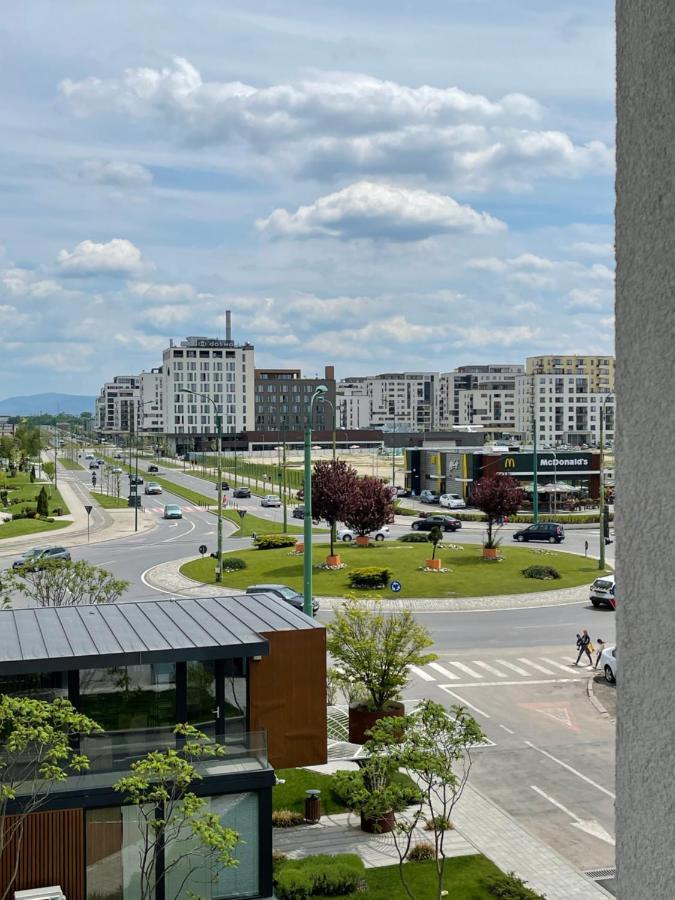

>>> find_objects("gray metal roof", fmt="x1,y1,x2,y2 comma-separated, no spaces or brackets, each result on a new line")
0,593,321,675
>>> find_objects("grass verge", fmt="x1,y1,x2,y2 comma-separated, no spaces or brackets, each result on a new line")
0,518,70,540
58,458,83,471
90,491,129,509
181,541,609,598
0,471,70,516
273,767,418,816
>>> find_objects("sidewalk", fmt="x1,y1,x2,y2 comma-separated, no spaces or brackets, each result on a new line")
275,764,611,900
145,555,590,609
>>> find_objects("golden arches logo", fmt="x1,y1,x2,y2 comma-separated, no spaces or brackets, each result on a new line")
504,457,516,469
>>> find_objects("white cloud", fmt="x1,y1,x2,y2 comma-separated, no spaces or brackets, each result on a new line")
129,281,197,301
56,239,145,276
258,181,506,241
23,347,94,372
467,252,615,294
566,288,608,309
453,325,540,347
1,267,62,298
76,159,153,187
140,305,191,326
569,241,614,258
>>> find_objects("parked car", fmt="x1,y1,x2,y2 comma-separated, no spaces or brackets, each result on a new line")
395,486,410,497
13,546,71,569
111,466,123,474
419,490,440,504
411,515,462,533
113,452,124,460
144,482,162,495
233,487,251,498
439,493,466,509
215,481,230,491
84,452,95,460
95,458,105,466
292,505,305,519
148,464,160,473
129,475,144,486
261,494,281,507
513,522,565,544
246,583,319,615
600,644,617,684
163,505,182,519
337,525,390,542
590,574,616,609
89,461,99,469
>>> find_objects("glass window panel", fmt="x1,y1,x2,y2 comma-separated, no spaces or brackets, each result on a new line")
187,661,216,731
86,806,151,900
0,671,67,702
79,665,176,732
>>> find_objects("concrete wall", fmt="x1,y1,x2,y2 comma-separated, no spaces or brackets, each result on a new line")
616,3,675,896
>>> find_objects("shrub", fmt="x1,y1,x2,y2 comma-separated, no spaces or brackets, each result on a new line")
221,556,247,571
275,867,313,899
425,814,453,831
254,533,296,550
347,567,392,589
407,841,436,861
398,531,430,542
275,854,366,899
24,509,37,519
272,808,305,828
272,850,288,867
0,489,8,507
522,565,561,580
487,871,548,899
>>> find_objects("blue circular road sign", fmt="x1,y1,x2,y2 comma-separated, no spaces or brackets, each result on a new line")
390,581,402,593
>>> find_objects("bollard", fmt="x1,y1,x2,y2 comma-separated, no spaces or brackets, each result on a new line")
304,789,321,823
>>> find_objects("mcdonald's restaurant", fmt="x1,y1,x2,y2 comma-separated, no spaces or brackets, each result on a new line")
405,447,602,508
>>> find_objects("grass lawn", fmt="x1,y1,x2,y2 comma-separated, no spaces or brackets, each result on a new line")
59,457,83,470
0,517,70,540
0,471,70,517
273,767,419,816
181,541,609,598
91,491,129,509
220,507,306,537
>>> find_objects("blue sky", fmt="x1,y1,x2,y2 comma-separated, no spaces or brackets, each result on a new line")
0,1,614,398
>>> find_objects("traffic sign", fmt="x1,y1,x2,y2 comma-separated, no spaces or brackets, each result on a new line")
199,544,208,556
237,509,247,519
390,581,402,593
84,505,93,515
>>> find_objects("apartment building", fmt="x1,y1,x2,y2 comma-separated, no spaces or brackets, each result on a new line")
515,355,615,446
94,375,140,437
438,365,523,429
254,365,336,431
337,372,439,431
139,367,164,434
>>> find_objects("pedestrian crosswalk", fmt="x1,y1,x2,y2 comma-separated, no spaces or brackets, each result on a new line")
408,654,589,686
149,505,198,514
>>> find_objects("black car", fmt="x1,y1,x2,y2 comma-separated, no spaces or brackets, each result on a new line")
129,475,144,486
246,583,319,615
513,522,565,544
88,461,98,469
148,464,160,473
233,487,251,498
411,515,462,532
292,505,305,519
215,481,230,491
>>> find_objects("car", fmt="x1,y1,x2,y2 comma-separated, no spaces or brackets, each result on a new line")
261,494,281,507
215,481,230,491
419,490,440,504
411,515,462,532
95,458,105,466
600,644,617,684
233,487,251,498
113,452,124,460
395,486,410,497
84,452,95,460
129,475,144,486
163,505,182,519
13,546,71,569
337,525,390,542
513,522,565,544
144,482,162,495
246,583,319,615
111,466,123,474
148,464,160,473
89,461,99,469
292,505,305,519
439,493,466,509
590,574,616,609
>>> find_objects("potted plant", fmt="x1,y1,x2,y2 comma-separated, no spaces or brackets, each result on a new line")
327,600,436,744
426,525,443,570
470,475,523,559
342,476,394,547
332,753,419,834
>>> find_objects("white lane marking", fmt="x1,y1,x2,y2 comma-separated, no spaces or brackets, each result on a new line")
499,724,515,735
539,657,577,673
530,786,615,845
139,565,189,599
428,662,459,680
409,665,435,682
516,657,556,675
472,661,507,678
438,686,490,719
496,659,532,676
162,518,196,543
445,678,577,687
525,741,616,799
447,661,483,679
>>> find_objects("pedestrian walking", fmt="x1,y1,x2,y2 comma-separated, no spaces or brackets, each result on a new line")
574,629,593,666
594,638,606,669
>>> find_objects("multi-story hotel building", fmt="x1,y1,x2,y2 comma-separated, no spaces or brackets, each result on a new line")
254,366,336,431
94,375,141,438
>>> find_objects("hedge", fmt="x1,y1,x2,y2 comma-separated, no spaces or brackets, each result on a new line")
451,510,613,525
522,565,561,580
398,532,431,543
254,534,297,550
274,854,366,899
487,871,547,899
347,567,392,589
220,556,247,571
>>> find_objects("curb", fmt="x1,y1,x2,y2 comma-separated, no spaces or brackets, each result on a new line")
587,675,614,721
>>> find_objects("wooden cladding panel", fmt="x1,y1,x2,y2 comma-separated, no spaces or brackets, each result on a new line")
0,807,84,900
249,627,327,769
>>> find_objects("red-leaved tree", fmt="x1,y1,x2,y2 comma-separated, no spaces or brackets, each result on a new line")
470,475,523,548
343,476,395,538
312,460,359,556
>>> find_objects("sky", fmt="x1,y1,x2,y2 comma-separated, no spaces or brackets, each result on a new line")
0,0,615,398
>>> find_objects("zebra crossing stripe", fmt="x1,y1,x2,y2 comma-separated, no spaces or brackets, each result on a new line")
517,658,556,675
496,660,532,677
409,665,436,682
446,661,483,679
428,662,459,680
539,657,576,673
472,661,507,678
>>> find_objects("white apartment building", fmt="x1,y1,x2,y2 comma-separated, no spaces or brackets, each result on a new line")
337,372,439,431
95,376,141,437
515,355,615,446
438,365,523,430
139,368,164,435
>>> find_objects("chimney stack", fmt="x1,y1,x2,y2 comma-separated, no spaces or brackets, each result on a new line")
225,310,232,343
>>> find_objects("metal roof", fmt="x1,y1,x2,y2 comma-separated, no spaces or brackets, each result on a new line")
0,594,321,675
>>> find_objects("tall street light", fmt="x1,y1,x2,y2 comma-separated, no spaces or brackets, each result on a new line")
318,396,337,556
178,388,224,582
598,393,614,571
304,385,328,617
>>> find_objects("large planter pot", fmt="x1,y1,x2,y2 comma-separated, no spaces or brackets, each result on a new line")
355,535,370,547
426,558,441,570
482,547,498,559
348,701,405,745
295,542,304,553
360,809,396,834
326,554,341,566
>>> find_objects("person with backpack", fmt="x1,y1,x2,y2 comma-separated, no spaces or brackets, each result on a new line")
575,629,593,666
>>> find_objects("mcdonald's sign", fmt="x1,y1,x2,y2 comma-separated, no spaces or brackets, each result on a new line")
504,457,517,469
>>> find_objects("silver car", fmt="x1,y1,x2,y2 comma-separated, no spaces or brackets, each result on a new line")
260,494,281,507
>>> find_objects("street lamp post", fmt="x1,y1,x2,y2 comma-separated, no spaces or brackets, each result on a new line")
530,377,539,523
598,394,614,571
303,385,328,617
318,396,337,553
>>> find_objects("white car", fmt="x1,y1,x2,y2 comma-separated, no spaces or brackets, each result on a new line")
439,493,466,509
260,494,281,507
337,525,390,542
599,645,617,684
590,574,616,609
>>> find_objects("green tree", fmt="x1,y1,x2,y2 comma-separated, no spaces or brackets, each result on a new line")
113,724,240,900
428,525,443,560
470,475,523,549
36,486,49,517
14,422,42,461
326,600,436,711
0,437,17,467
365,700,487,900
8,560,129,608
0,695,101,900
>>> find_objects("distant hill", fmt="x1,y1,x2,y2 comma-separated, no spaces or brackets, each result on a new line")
0,393,96,416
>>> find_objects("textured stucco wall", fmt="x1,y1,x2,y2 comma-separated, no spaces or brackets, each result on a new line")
616,3,675,897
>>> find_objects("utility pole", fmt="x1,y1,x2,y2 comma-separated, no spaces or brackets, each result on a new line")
303,386,327,617
531,376,539,523
215,412,223,582
281,416,288,533
598,396,613,571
